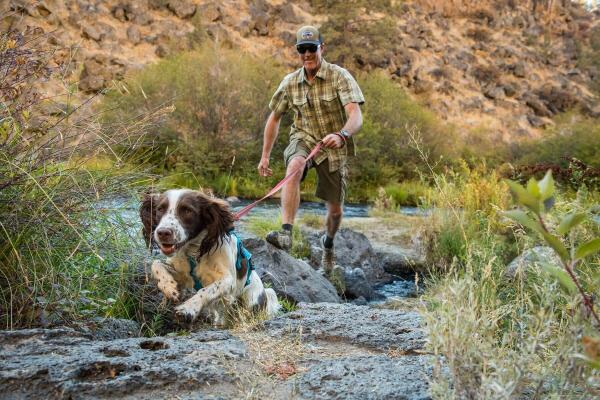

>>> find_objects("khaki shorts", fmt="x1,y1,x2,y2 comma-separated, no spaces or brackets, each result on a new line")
283,139,346,204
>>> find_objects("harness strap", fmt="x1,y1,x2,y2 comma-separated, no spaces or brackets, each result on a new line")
187,230,253,290
188,256,202,291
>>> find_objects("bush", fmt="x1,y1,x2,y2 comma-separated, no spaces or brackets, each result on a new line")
350,72,459,200
100,45,288,197
421,165,600,398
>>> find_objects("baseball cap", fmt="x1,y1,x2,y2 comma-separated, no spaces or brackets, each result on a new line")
296,26,322,45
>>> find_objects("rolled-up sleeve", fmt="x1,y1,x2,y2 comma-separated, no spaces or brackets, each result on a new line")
269,78,290,115
337,69,365,106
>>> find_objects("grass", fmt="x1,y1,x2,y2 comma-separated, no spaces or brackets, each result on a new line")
419,165,600,398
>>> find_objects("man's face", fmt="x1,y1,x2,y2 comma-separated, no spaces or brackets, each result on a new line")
297,43,324,71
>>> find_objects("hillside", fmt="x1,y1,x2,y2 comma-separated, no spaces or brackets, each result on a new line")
2,0,599,140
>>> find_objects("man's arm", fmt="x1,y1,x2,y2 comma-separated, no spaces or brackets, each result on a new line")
258,111,283,176
321,102,363,149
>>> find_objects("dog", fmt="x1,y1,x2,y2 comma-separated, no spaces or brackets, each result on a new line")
140,189,280,325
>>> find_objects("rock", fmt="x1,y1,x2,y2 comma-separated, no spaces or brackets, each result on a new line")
297,355,431,400
413,78,434,94
505,246,562,279
376,246,426,275
524,93,553,117
155,43,170,58
483,85,506,100
243,238,340,303
264,303,426,352
77,318,141,340
167,0,196,19
344,268,384,301
0,328,246,398
79,55,127,92
276,2,301,24
404,37,427,51
305,228,391,285
197,2,222,23
512,61,527,78
250,8,272,36
536,84,578,114
279,30,295,45
502,81,519,97
235,19,252,38
126,25,141,44
527,114,552,128
112,2,153,25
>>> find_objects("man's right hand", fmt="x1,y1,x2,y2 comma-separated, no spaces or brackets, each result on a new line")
258,157,273,177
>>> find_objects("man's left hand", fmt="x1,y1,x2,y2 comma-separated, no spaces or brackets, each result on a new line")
322,133,345,149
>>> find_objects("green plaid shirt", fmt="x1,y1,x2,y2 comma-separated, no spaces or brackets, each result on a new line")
269,60,365,172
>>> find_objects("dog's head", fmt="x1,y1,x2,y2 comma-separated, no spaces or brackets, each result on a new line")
140,189,234,257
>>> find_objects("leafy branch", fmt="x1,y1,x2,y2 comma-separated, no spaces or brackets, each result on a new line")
504,170,600,329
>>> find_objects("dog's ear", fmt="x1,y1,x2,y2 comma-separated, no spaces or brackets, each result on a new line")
198,195,235,256
140,193,160,248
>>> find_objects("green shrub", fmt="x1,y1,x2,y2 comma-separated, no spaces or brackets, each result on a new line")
100,44,287,197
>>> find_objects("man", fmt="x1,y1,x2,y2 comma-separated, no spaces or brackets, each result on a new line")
257,25,364,275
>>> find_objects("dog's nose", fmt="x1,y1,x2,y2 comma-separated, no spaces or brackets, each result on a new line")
156,228,173,242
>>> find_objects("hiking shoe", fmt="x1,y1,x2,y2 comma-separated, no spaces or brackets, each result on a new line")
320,234,335,274
266,229,292,251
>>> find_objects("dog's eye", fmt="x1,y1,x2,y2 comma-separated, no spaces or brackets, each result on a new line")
157,205,166,213
181,207,194,216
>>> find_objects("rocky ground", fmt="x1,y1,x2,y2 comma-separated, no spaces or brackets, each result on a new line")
2,0,599,140
0,304,432,399
0,215,433,399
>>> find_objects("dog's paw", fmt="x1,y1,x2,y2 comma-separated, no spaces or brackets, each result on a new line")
174,301,200,323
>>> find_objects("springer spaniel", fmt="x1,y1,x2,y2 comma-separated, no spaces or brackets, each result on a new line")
140,189,280,325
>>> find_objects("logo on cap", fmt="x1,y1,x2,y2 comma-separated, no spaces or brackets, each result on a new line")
301,30,314,40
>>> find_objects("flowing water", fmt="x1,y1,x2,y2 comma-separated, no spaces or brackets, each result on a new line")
101,196,425,299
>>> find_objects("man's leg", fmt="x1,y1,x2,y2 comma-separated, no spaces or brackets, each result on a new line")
281,156,306,225
266,156,306,250
321,201,342,273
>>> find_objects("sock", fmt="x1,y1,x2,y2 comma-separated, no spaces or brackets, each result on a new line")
324,236,334,248
282,223,293,232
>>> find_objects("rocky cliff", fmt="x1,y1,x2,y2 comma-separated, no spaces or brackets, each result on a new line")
2,0,599,140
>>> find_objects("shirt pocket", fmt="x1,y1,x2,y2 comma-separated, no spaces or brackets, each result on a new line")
318,92,342,121
291,94,310,130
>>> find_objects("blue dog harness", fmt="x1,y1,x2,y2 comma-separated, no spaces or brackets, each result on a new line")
187,229,254,291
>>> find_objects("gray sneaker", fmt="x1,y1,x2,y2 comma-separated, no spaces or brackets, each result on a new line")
320,235,335,274
266,229,292,251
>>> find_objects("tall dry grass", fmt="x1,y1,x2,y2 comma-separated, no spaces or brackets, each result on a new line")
409,129,600,398
0,26,168,329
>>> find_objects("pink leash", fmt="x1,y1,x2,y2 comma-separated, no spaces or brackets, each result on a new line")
234,141,323,220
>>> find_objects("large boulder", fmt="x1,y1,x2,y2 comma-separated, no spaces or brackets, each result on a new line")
243,238,340,304
505,246,562,279
304,228,392,285
167,0,196,19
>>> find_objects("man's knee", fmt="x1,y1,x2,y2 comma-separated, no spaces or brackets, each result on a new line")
287,157,306,182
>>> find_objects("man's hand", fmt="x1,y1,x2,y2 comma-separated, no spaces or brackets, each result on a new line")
322,133,345,149
258,157,273,177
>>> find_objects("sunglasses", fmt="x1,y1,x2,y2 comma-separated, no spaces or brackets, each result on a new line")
296,44,320,54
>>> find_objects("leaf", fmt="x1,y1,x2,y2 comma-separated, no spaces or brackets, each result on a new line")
538,170,555,201
505,180,540,214
558,213,587,236
526,177,540,198
504,210,543,234
575,238,600,261
540,262,577,294
541,231,570,262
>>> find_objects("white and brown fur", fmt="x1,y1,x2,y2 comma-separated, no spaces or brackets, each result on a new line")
140,189,280,325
